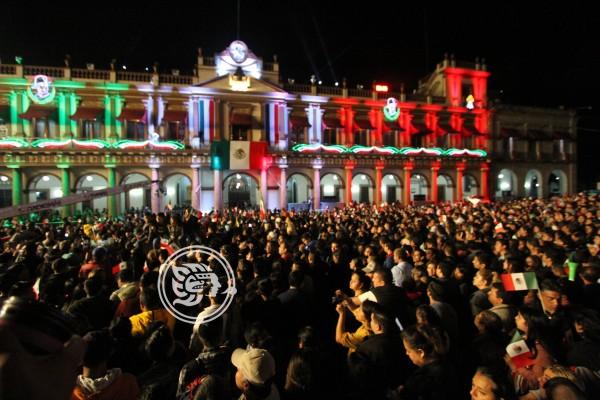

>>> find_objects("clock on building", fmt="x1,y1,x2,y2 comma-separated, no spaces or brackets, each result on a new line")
229,40,249,64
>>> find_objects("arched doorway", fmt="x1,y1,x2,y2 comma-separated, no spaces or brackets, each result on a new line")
496,169,517,200
382,174,401,204
76,174,108,213
321,173,344,205
223,173,259,208
164,174,192,208
0,174,11,208
411,173,428,201
548,170,567,196
352,173,374,203
120,173,150,213
29,174,62,203
287,174,311,207
463,174,479,198
524,170,543,198
437,174,454,202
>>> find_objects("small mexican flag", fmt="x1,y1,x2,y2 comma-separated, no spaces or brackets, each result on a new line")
506,331,535,368
501,272,539,291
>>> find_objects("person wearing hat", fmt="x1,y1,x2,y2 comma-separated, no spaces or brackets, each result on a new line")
231,347,279,400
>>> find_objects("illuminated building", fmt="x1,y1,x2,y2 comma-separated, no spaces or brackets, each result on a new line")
0,42,576,215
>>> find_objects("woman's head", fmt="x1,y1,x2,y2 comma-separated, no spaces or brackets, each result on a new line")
470,367,516,400
474,310,503,334
349,271,370,294
515,306,547,339
416,305,443,329
402,324,447,367
473,269,494,290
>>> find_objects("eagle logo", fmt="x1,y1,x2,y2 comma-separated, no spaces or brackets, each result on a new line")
171,263,221,307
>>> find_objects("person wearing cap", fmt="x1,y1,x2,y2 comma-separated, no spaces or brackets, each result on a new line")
231,347,280,400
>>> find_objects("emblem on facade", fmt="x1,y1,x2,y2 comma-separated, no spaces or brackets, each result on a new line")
383,97,400,121
234,148,247,160
158,245,237,325
27,75,56,104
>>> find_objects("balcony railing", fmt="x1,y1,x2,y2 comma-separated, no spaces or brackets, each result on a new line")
23,65,65,78
159,74,194,85
116,71,153,83
71,68,111,80
0,65,16,75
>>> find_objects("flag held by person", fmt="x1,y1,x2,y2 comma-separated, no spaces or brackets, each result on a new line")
501,272,539,291
506,332,535,368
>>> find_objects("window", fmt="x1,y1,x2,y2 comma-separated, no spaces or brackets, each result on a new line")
323,128,337,145
354,130,368,146
165,122,186,141
126,121,146,140
383,132,395,146
411,134,424,148
289,126,305,145
231,125,249,141
82,120,102,139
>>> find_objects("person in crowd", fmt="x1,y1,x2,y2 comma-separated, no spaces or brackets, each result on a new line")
129,286,176,337
470,269,494,317
396,324,457,399
488,282,517,333
469,367,517,400
231,347,279,400
71,330,139,400
335,299,375,353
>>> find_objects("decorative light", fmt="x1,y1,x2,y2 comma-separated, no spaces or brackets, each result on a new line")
375,84,389,93
86,176,93,182
500,182,510,191
235,182,241,189
466,94,475,110
361,175,366,181
236,174,241,179
113,140,184,150
0,176,8,182
42,176,50,182
498,174,504,179
535,183,540,187
291,143,487,157
332,175,338,181
0,138,30,148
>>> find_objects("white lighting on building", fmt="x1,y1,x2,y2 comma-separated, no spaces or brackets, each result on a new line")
130,188,143,197
500,182,510,191
0,176,8,182
52,189,63,197
498,174,504,179
86,176,93,182
42,176,50,182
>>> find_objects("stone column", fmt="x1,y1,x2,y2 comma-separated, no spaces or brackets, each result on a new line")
260,167,268,210
480,161,490,201
430,160,441,203
191,157,201,210
149,159,161,214
213,169,223,211
344,160,355,206
375,160,384,205
58,165,72,217
278,157,288,211
106,166,117,217
403,161,414,205
312,158,323,211
9,166,22,206
456,161,465,202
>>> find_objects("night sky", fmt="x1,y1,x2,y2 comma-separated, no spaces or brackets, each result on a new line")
1,1,598,189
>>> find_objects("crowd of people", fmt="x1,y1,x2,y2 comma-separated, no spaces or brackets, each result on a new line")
0,193,599,400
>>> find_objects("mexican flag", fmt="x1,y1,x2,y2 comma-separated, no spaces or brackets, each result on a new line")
211,140,267,170
501,272,538,291
506,331,534,368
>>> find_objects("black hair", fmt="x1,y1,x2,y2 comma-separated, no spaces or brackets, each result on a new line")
288,269,305,288
83,329,113,367
298,326,318,350
370,301,399,335
540,279,561,294
373,268,393,285
84,277,102,297
117,267,135,283
351,270,371,291
475,367,517,400
109,316,132,340
544,377,587,400
490,282,515,305
244,322,272,349
144,322,174,362
140,286,161,310
402,324,448,359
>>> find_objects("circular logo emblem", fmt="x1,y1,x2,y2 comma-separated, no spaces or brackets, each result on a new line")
234,148,246,160
158,245,236,325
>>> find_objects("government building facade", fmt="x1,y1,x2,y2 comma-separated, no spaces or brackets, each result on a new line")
0,41,577,216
